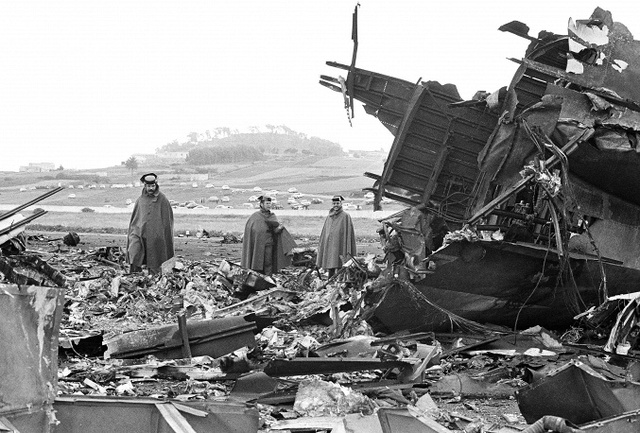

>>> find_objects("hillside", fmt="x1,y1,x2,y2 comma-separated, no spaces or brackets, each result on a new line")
159,129,344,164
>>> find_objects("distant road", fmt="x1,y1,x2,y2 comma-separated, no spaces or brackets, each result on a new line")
0,204,396,219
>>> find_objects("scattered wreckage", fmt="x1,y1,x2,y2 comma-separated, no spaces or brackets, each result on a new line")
3,5,640,433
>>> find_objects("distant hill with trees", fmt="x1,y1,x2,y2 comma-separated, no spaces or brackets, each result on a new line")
156,125,344,165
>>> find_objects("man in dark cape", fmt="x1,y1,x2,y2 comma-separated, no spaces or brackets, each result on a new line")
242,195,294,275
126,173,175,274
316,195,356,276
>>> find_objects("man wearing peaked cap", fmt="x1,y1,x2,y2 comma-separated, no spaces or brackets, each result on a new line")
242,194,296,276
316,194,356,277
126,172,174,274
141,173,158,184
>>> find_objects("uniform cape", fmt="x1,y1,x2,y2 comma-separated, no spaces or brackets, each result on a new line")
242,210,295,273
126,186,175,273
316,207,356,269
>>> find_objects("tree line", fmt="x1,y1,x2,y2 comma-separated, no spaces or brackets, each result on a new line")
156,126,344,165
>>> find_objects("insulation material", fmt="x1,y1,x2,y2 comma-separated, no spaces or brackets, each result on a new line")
0,284,64,432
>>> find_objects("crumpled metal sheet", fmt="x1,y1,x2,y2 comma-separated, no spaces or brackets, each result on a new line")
516,359,640,424
0,284,64,432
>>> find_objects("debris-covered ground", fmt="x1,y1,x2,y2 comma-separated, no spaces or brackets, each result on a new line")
0,227,633,433
4,231,534,432
3,224,640,433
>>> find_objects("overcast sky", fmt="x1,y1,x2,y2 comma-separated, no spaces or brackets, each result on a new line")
1,0,638,172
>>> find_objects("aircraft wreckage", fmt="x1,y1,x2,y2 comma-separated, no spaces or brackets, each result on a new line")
321,6,640,333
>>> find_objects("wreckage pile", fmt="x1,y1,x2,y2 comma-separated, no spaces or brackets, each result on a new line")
4,5,640,433
2,229,640,432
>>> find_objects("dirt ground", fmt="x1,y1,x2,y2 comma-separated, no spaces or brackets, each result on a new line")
32,230,386,263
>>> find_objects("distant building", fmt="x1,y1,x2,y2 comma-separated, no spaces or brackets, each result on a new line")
156,151,188,161
19,162,56,172
131,154,152,163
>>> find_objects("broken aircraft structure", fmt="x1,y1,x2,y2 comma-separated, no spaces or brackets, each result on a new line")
321,7,640,333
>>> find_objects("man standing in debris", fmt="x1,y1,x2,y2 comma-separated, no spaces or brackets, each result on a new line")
316,195,356,277
242,195,294,276
126,173,175,274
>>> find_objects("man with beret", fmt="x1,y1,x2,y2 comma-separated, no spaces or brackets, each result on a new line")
126,173,175,274
242,195,295,276
317,195,357,277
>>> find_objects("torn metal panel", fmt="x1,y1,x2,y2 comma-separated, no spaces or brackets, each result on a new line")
0,284,64,433
565,8,640,102
321,64,499,218
516,359,640,424
105,316,256,359
378,408,450,433
53,397,259,433
230,371,281,402
504,8,640,111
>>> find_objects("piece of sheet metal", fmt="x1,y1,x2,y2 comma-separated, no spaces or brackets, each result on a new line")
378,408,449,433
0,284,64,433
230,371,280,402
517,359,640,424
105,316,256,359
53,396,259,433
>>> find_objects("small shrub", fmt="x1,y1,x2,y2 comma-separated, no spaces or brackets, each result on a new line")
81,207,95,213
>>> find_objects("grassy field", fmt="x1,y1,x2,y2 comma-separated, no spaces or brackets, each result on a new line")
0,153,387,210
3,153,397,238
27,211,385,239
